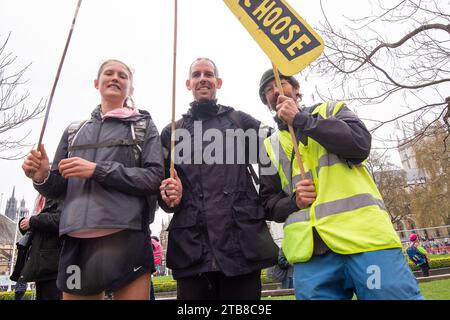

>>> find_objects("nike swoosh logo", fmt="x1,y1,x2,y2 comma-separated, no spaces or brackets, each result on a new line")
133,266,143,272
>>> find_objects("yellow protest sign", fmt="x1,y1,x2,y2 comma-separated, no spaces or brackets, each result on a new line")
224,0,324,76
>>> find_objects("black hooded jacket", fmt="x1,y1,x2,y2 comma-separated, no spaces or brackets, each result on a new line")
12,199,63,282
159,101,278,279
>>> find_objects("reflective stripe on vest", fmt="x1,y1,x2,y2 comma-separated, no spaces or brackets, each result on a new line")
286,209,310,225
268,133,313,195
285,193,387,226
315,193,386,219
316,153,364,177
326,100,340,118
266,133,290,193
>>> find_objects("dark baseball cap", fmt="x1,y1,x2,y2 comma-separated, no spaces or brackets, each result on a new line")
259,69,300,105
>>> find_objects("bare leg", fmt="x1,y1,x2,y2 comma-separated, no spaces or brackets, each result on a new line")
63,292,104,300
113,272,151,300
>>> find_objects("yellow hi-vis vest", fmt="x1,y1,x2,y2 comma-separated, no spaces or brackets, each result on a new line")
264,101,401,263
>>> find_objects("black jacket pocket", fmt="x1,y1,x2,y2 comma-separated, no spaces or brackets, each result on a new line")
37,249,60,278
166,212,203,270
233,203,278,262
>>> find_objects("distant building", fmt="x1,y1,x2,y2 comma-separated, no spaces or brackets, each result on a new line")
395,139,449,241
4,187,17,221
159,214,172,276
0,214,16,275
17,198,29,220
0,190,30,276
398,140,418,171
405,168,426,187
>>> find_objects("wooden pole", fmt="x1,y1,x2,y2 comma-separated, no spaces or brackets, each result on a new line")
170,0,178,179
37,0,82,150
272,63,306,180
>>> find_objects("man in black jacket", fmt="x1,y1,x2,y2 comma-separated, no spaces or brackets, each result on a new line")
159,58,278,300
17,197,63,300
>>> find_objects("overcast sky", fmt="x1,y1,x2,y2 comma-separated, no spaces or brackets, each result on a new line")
0,0,421,235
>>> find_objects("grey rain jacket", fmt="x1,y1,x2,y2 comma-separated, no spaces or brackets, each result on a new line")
35,106,164,236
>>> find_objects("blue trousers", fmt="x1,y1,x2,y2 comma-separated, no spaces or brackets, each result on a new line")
293,248,423,300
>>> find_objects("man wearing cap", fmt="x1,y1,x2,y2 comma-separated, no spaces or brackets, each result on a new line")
407,233,430,277
258,69,423,300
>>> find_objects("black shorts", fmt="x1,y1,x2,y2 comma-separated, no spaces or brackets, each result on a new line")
57,229,153,296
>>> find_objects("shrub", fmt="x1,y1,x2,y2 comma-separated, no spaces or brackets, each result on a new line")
153,279,176,292
0,291,32,300
407,256,450,271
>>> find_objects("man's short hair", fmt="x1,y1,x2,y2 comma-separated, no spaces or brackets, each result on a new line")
189,58,219,78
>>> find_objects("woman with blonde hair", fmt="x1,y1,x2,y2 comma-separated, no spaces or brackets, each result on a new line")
22,59,164,300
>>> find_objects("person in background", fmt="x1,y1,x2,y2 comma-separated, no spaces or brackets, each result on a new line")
16,196,63,300
150,236,162,300
278,248,294,289
407,233,430,277
14,280,27,300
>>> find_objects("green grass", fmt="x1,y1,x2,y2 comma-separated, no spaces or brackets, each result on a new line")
419,278,450,300
263,278,450,300
263,295,295,300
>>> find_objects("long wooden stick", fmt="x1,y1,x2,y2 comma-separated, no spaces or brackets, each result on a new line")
170,0,178,179
37,0,82,150
272,63,306,180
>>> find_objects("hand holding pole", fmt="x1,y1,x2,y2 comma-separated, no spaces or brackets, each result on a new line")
272,63,306,180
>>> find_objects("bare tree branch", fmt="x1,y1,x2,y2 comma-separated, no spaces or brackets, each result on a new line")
310,0,450,144
339,23,449,75
0,32,45,159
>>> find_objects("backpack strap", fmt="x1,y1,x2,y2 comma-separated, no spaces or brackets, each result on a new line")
67,116,150,165
226,110,261,185
69,138,138,151
174,117,186,130
131,113,158,226
130,116,150,165
173,112,260,186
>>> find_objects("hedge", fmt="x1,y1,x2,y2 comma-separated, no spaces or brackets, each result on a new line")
0,291,33,300
407,256,450,271
153,278,176,292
